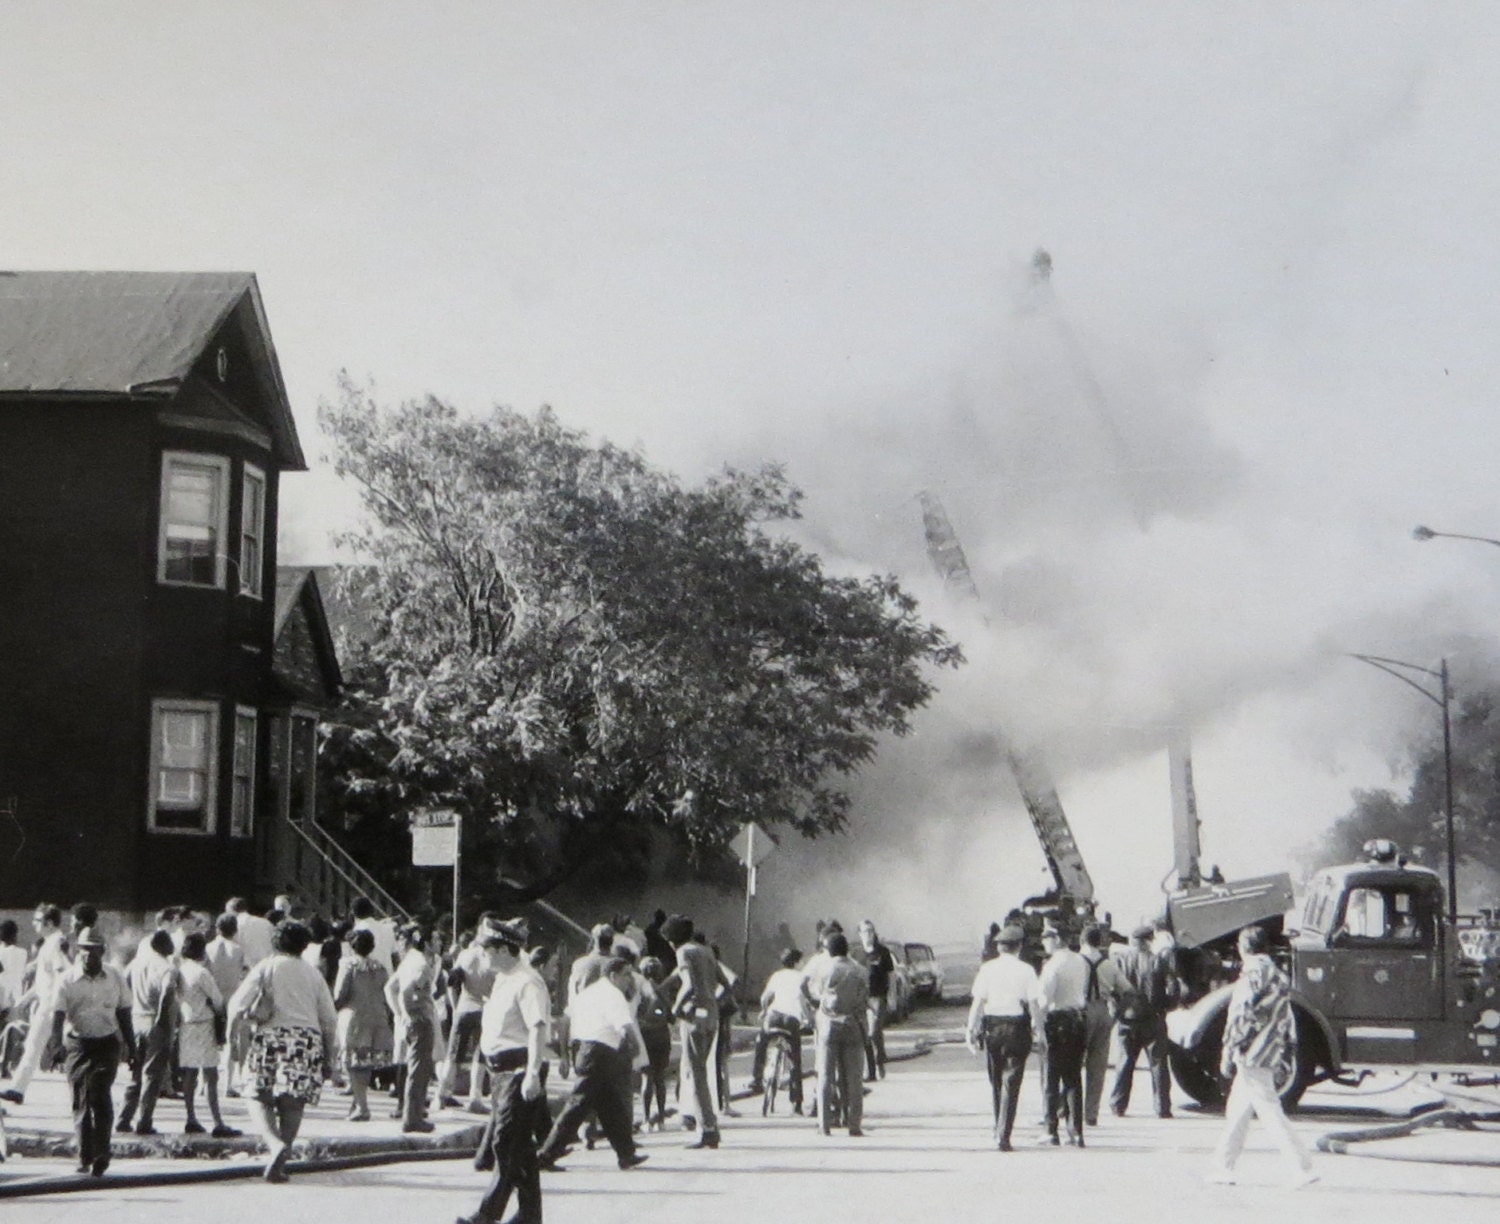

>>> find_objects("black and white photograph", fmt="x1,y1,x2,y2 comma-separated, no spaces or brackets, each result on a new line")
3,3,1500,1220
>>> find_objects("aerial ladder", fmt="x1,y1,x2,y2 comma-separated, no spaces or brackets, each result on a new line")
919,490,1098,952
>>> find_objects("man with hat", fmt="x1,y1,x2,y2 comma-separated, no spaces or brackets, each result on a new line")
1036,922,1091,1146
462,918,551,1224
1110,922,1176,1119
966,924,1039,1150
50,928,133,1176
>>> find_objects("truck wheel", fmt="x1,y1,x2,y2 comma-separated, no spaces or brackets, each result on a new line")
1169,1029,1225,1109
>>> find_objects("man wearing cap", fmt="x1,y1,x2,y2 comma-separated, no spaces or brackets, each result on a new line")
462,918,551,1224
966,924,1039,1150
1036,923,1090,1146
51,928,133,1176
1110,924,1175,1119
536,956,648,1171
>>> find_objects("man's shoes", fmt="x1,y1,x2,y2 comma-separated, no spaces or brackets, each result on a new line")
115,1119,134,1133
75,1162,91,1174
745,1081,763,1095
819,1126,832,1136
402,1120,436,1134
1289,1169,1319,1190
90,1155,110,1177
466,1100,491,1115
134,1123,158,1136
347,1108,371,1122
211,1125,242,1138
849,1128,865,1138
536,1151,567,1172
721,1105,741,1118
1066,1133,1085,1148
1111,1106,1126,1117
1085,1115,1099,1127
685,1130,720,1149
619,1152,649,1169
997,1140,1013,1152
439,1096,462,1109
183,1120,206,1135
1038,1133,1060,1146
263,1147,291,1183
1157,1111,1173,1120
0,1090,22,1105
792,1103,804,1115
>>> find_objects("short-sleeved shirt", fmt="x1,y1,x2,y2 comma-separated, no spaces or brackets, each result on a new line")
673,942,720,1017
453,943,499,1016
55,962,131,1040
480,963,551,1057
234,913,276,967
862,941,895,999
762,967,810,1021
393,950,437,1023
1038,948,1091,1012
205,936,247,1002
127,950,178,1025
818,957,870,1024
568,976,634,1050
970,953,1038,1018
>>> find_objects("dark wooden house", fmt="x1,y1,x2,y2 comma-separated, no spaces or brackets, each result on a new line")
0,271,346,912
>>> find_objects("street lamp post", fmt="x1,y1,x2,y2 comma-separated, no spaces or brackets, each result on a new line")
1348,653,1458,926
1412,525,1500,549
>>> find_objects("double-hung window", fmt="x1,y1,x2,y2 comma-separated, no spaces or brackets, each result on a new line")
148,700,220,833
230,707,258,837
159,452,230,587
240,464,266,598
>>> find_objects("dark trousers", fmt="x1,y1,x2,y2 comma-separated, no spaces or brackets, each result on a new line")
65,1034,121,1166
982,1015,1031,1146
404,1015,435,1126
679,1014,718,1134
864,995,889,1079
1043,1008,1087,1142
1111,1018,1172,1117
750,1012,804,1107
474,1059,550,1224
119,1023,172,1128
539,1041,636,1164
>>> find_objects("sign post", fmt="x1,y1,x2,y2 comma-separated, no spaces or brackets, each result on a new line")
412,809,462,949
729,821,775,985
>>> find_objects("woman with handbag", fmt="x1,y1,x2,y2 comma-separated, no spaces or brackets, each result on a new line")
228,920,338,1183
176,933,240,1138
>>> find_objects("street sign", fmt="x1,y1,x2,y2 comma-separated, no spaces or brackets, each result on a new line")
730,821,775,869
412,809,459,867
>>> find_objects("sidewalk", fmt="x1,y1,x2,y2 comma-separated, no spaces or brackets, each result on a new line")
0,1067,488,1171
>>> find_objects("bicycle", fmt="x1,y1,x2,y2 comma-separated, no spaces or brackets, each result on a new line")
762,1029,797,1116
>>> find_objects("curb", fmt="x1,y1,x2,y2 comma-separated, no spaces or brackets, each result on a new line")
3,1121,487,1163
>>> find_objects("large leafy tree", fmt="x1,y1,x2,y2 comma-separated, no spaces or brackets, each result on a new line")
318,380,961,905
1314,686,1500,899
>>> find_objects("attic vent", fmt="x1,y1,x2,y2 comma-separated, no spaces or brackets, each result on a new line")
216,346,229,382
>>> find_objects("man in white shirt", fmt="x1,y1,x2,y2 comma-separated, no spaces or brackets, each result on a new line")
225,899,274,968
966,924,1040,1151
462,919,551,1224
390,925,438,1133
1036,923,1091,1147
1,903,73,1103
536,958,647,1172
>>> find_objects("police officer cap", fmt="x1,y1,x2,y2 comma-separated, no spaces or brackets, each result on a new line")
482,918,530,947
998,925,1025,945
1131,923,1156,941
75,926,106,950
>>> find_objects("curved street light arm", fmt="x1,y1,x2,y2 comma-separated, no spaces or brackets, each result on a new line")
1348,653,1442,708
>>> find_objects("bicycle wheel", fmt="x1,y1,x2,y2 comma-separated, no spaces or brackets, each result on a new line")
764,1039,785,1116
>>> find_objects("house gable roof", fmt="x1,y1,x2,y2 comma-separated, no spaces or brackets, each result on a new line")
273,567,343,705
0,271,305,469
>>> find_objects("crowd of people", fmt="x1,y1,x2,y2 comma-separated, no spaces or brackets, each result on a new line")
0,894,1315,1206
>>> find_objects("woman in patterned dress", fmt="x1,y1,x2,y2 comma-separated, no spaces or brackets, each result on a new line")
227,921,337,1183
332,927,394,1121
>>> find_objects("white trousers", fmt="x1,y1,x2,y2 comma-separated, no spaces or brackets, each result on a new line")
7,1001,51,1094
1209,1063,1312,1176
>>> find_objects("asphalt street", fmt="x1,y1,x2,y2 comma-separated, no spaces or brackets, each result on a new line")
8,1011,1500,1224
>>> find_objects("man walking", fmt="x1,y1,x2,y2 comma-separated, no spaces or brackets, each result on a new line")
966,924,1039,1151
0,903,72,1104
1110,924,1175,1119
1078,924,1128,1126
1207,925,1316,1187
440,919,501,1113
51,927,132,1177
536,958,648,1171
461,919,551,1224
1035,923,1089,1146
116,929,178,1136
812,932,869,1136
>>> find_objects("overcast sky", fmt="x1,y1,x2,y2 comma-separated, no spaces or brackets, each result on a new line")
9,2,1500,943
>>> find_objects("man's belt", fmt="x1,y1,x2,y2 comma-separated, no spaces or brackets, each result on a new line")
484,1048,529,1073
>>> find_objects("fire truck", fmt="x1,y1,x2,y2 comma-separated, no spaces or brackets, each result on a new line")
1166,838,1500,1107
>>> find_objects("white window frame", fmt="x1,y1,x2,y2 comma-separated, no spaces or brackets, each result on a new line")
147,699,221,835
157,451,231,589
230,706,258,838
239,463,267,599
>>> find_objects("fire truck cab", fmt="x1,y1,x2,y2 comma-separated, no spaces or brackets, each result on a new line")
1168,840,1500,1107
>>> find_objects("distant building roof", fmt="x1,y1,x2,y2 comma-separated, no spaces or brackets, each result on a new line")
0,270,304,468
274,567,343,703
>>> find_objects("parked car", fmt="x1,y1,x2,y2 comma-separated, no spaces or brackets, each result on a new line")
901,941,944,1001
886,953,916,1021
